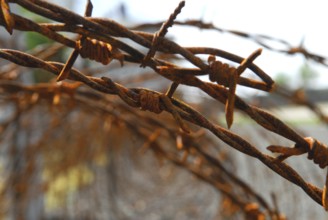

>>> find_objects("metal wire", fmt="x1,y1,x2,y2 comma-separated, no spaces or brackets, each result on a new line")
1,0,327,218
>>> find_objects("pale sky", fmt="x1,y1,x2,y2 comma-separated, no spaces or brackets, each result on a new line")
73,0,328,90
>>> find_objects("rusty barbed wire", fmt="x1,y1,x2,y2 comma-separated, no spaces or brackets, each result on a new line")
132,19,328,67
56,0,92,81
0,79,285,219
0,0,14,34
1,0,328,218
141,1,185,67
0,47,325,209
208,48,263,128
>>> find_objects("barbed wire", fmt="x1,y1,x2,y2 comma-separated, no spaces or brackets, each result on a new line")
1,0,328,217
132,19,328,67
0,78,286,219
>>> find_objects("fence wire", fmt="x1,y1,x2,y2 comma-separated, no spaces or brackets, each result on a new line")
1,0,328,219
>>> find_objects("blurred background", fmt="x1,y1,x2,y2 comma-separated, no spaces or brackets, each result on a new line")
1,0,328,219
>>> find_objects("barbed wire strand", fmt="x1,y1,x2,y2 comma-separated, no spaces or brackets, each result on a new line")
1,0,327,214
0,79,286,218
0,48,325,208
132,19,328,67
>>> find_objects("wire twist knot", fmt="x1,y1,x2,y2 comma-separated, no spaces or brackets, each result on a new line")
305,137,328,210
305,137,328,169
139,90,162,114
78,37,113,65
208,59,235,87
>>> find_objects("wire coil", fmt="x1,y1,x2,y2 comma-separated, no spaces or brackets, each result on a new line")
305,137,328,169
78,37,114,65
139,90,162,114
208,57,236,87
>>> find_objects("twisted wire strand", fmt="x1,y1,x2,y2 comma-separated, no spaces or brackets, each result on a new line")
78,37,114,65
133,19,328,67
305,138,328,211
208,58,234,87
1,0,328,212
139,89,162,114
0,47,324,205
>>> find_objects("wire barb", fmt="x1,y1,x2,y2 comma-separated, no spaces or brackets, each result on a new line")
57,0,93,81
208,48,262,128
267,137,328,210
141,1,185,67
165,82,179,98
268,137,328,168
0,0,14,34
